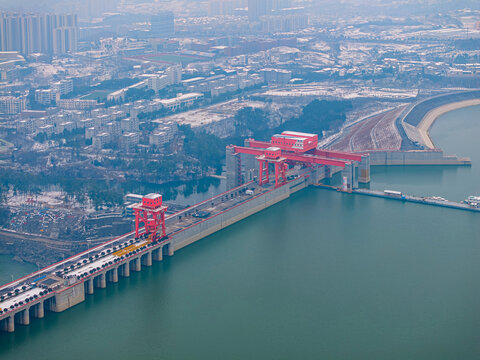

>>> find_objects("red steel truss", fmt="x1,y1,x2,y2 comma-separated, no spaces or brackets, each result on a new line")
232,134,362,187
133,194,168,241
233,146,349,168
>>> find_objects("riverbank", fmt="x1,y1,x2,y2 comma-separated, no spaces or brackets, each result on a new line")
418,98,480,149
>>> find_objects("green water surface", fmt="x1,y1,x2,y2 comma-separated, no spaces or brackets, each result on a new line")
1,105,480,360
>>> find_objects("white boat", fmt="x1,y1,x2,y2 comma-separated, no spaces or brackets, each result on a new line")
464,196,480,207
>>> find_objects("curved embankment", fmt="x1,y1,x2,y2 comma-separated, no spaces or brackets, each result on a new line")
418,99,480,149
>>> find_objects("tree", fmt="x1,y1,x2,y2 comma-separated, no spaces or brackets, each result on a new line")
234,107,269,138
0,207,10,226
180,125,225,173
276,99,352,135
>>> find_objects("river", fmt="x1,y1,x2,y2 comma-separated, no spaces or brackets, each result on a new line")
1,105,479,360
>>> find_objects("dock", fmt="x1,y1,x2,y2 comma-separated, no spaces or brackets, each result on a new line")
354,188,480,212
314,183,480,212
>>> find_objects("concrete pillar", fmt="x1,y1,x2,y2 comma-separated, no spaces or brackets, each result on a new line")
7,315,14,333
99,273,106,288
324,165,332,179
153,248,163,262
358,154,371,183
226,146,242,190
133,257,141,272
111,267,118,283
35,302,44,318
341,162,358,191
20,308,30,325
122,262,130,277
168,244,174,257
87,278,94,294
144,251,152,267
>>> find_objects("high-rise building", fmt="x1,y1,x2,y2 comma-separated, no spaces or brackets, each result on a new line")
261,12,308,33
248,0,270,21
150,12,174,38
52,26,77,54
0,12,78,55
166,65,182,85
208,0,247,16
248,0,293,21
78,0,117,18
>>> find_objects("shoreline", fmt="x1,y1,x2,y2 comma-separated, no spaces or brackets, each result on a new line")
417,98,480,149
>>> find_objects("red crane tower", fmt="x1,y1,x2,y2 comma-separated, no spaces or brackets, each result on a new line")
232,131,362,188
133,193,168,241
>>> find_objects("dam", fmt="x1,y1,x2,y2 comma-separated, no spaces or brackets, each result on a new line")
0,130,472,333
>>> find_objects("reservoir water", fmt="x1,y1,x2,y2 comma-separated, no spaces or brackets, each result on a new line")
1,105,480,359
0,255,36,287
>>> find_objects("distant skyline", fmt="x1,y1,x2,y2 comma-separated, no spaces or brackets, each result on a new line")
0,0,479,14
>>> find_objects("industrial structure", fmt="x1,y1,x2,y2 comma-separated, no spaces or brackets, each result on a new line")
0,130,371,333
226,131,371,191
133,194,168,241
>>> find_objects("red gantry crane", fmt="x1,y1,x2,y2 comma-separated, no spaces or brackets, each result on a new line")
133,193,168,241
232,131,363,187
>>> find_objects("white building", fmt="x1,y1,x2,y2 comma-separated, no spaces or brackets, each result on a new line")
57,99,97,110
56,121,75,134
52,79,74,95
38,124,55,135
35,89,59,105
121,132,139,153
92,132,111,149
159,93,203,111
147,75,169,92
0,96,26,114
78,118,94,128
121,117,139,132
166,64,182,84
85,127,96,139
106,121,121,137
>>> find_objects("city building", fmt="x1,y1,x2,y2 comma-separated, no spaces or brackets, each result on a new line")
149,125,176,148
261,68,292,84
159,93,203,111
52,79,74,95
150,12,174,38
37,124,54,135
0,95,25,114
147,75,169,92
261,13,308,33
0,12,78,55
52,26,78,54
56,121,74,134
166,65,182,85
106,121,121,137
248,0,270,21
121,132,140,153
92,132,111,149
208,0,247,16
149,131,169,147
35,89,59,105
78,118,94,129
121,117,139,132
85,127,96,139
57,99,97,110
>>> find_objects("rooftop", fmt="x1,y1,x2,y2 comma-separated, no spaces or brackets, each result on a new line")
144,193,162,200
